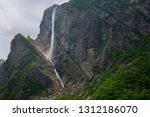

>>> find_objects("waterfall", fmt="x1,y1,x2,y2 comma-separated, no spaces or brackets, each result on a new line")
49,7,56,61
49,7,64,88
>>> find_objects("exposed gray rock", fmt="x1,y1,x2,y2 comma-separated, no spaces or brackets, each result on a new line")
36,1,150,89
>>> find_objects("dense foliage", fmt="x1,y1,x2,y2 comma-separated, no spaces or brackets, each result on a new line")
88,35,150,99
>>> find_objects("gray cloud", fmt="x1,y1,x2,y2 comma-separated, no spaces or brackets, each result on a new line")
0,0,69,59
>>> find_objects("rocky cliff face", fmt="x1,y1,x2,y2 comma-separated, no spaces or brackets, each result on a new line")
36,0,150,89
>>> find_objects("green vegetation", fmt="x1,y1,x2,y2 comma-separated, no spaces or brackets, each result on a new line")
84,35,150,99
0,75,45,100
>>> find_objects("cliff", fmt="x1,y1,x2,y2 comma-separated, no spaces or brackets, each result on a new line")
0,0,150,99
36,0,150,95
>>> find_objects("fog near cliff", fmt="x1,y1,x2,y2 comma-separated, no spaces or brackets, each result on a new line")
0,0,69,59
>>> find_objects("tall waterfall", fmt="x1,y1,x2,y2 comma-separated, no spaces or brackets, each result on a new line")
49,7,64,88
49,7,56,60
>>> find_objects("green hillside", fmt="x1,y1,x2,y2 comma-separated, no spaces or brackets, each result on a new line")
85,35,150,99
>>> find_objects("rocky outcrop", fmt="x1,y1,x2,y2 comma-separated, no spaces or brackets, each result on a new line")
0,34,62,99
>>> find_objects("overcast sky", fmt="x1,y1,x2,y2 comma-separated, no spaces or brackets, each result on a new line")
0,0,69,59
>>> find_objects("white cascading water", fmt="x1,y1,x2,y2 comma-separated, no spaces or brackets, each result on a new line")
49,7,64,88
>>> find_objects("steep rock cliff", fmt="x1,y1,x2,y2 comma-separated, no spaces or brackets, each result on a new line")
36,0,150,90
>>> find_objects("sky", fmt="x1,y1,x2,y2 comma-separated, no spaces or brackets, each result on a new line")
0,0,69,59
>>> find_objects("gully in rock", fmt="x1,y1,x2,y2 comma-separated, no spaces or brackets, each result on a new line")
49,7,64,88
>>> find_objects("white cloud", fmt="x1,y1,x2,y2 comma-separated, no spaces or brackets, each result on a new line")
0,0,69,59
